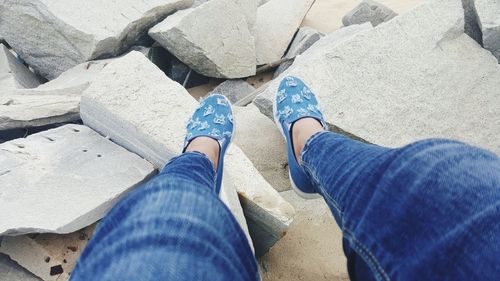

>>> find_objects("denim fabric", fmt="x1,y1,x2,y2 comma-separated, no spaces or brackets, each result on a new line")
70,152,259,281
301,131,500,281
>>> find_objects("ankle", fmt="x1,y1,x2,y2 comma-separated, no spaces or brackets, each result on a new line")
185,137,220,168
292,118,325,162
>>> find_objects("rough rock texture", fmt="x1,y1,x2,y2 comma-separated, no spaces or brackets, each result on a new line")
0,59,110,130
0,44,43,89
255,23,373,119
463,0,484,44
0,124,155,235
0,254,41,281
472,0,500,62
342,0,398,27
80,51,294,254
210,79,255,104
233,104,290,192
260,191,348,281
0,0,193,79
192,0,257,30
255,0,500,153
254,0,315,65
149,0,256,78
0,224,96,281
274,26,324,77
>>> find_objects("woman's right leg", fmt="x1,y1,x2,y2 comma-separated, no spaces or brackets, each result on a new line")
299,130,500,281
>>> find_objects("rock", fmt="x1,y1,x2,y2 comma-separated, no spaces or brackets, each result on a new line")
0,59,110,130
209,80,255,104
80,51,295,255
254,0,315,65
0,44,43,89
192,0,257,30
0,224,96,281
0,254,41,281
167,56,210,88
233,104,290,192
476,0,500,62
462,0,484,44
260,190,348,281
149,0,256,78
0,0,193,79
273,27,324,77
255,0,500,154
0,124,155,235
342,0,398,27
255,23,373,119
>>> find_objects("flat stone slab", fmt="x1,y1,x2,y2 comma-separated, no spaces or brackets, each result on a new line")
0,44,43,89
149,0,256,78
0,0,193,79
0,59,110,130
254,0,314,65
255,0,500,154
342,0,398,27
0,124,155,236
80,51,294,255
209,79,255,104
0,224,96,281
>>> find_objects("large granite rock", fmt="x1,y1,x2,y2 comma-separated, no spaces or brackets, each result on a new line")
80,51,294,255
254,0,315,65
0,44,43,89
467,0,500,62
0,0,193,79
342,0,398,27
0,59,110,130
192,0,257,30
209,79,255,104
273,26,324,77
149,0,256,78
1,224,96,281
0,124,155,236
255,0,500,154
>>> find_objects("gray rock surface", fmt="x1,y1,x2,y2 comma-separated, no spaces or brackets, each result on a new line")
255,0,315,65
233,104,290,192
473,0,500,62
255,0,500,154
274,27,324,77
0,224,96,281
149,0,256,78
0,124,155,236
342,0,398,27
0,0,193,79
255,23,373,119
0,254,41,281
0,44,43,89
192,0,257,30
0,59,110,130
80,51,295,254
210,79,255,104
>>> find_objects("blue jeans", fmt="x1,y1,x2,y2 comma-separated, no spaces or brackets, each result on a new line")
71,132,500,281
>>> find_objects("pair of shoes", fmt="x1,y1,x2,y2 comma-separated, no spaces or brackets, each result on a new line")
182,77,326,198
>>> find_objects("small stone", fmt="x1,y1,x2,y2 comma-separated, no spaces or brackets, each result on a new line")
342,0,398,27
0,44,44,89
209,80,255,104
254,0,315,65
149,0,256,78
0,253,41,281
0,125,155,236
0,0,193,79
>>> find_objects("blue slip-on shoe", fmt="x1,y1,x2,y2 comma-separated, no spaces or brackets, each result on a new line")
183,94,234,195
273,76,328,199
